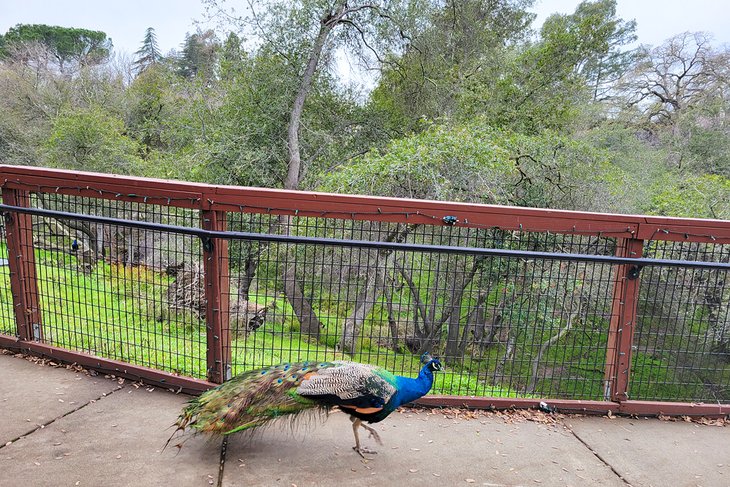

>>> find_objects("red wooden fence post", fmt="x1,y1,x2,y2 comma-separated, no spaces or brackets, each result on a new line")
202,210,231,383
604,237,644,402
2,187,42,341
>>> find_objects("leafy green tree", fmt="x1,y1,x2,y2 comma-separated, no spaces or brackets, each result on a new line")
551,0,637,101
207,0,422,192
127,65,173,153
575,123,669,213
321,121,515,202
0,24,112,71
460,0,636,133
372,0,536,133
219,32,246,80
45,106,142,174
203,49,368,189
662,102,730,177
648,174,730,220
321,118,634,213
133,27,162,74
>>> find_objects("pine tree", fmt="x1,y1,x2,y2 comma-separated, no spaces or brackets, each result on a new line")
133,27,162,74
177,30,219,80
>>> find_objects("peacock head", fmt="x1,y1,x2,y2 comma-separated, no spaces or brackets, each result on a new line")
420,353,443,372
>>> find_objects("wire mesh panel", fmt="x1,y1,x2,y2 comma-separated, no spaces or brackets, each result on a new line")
224,214,619,400
0,195,16,336
25,193,208,379
632,240,730,402
2,165,729,411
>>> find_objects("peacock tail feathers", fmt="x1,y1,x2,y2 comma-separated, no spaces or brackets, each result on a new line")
171,361,341,438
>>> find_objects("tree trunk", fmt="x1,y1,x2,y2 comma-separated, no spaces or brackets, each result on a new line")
443,293,463,360
237,246,259,301
443,256,485,359
280,1,348,341
340,269,383,352
339,224,419,352
527,297,581,394
283,265,323,339
493,332,515,384
284,1,348,190
458,291,491,355
384,282,400,351
704,268,729,358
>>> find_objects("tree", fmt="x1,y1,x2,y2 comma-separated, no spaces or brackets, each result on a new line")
621,32,728,125
206,0,421,340
459,0,636,133
0,24,112,72
548,0,637,101
133,27,162,74
648,174,730,220
45,106,142,174
127,65,172,153
212,0,418,191
219,32,246,79
616,32,730,174
177,30,220,80
372,0,536,133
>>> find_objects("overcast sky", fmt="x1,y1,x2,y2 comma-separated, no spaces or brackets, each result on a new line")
1,0,728,58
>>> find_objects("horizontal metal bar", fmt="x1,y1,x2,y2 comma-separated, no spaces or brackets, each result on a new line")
2,203,729,270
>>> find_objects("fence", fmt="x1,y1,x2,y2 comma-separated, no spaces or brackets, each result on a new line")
1,165,729,417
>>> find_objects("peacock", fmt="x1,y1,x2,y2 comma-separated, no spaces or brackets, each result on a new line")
168,353,442,457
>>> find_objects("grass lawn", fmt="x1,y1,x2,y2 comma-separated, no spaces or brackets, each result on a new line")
0,242,726,402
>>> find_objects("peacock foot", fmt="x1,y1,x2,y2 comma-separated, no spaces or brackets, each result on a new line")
353,446,378,458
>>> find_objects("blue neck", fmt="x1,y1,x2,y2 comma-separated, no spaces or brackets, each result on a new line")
393,364,435,407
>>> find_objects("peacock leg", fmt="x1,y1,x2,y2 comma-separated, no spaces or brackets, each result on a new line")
350,417,378,457
359,422,383,446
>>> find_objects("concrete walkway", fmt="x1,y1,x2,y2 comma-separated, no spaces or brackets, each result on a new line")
1,351,727,487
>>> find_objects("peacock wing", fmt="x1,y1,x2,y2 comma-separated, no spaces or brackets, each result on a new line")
295,362,397,413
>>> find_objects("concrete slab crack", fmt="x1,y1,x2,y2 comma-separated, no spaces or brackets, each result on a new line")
567,424,633,486
217,435,228,487
0,385,126,449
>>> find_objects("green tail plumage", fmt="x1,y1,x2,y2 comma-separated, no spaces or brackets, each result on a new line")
168,361,334,443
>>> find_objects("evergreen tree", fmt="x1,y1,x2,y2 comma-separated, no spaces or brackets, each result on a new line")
0,23,112,71
177,30,219,80
133,27,162,74
219,32,245,79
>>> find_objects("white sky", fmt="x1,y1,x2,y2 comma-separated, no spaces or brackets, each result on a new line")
1,0,728,58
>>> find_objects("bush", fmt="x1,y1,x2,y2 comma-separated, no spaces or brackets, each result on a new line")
45,106,142,174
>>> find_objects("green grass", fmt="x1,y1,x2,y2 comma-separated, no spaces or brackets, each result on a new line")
1,244,727,402
1,243,14,335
